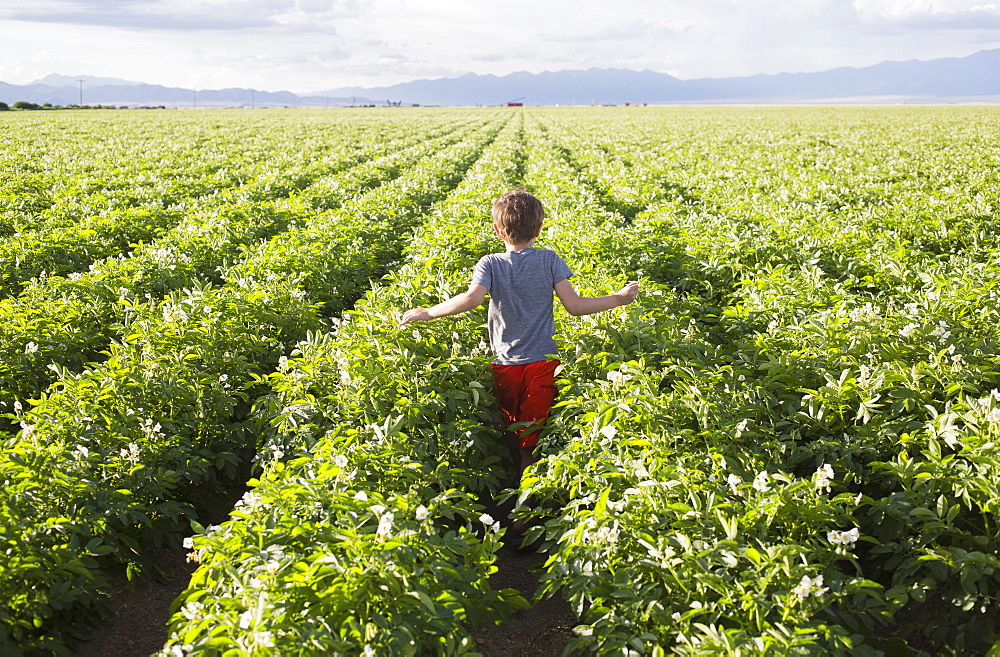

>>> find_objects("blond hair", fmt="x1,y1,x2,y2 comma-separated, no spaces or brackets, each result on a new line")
492,189,544,244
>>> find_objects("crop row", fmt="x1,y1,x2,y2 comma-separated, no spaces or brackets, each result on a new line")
155,109,682,655
0,114,399,298
156,115,530,656
4,106,998,656
512,108,1000,655
0,114,483,430
0,111,437,285
0,113,506,654
155,107,1000,656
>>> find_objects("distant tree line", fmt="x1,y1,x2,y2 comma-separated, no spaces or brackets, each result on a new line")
0,102,161,111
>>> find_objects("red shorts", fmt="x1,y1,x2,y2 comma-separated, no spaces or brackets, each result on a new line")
491,359,560,448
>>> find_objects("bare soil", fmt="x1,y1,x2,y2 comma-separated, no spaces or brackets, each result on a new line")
73,547,198,657
472,545,576,656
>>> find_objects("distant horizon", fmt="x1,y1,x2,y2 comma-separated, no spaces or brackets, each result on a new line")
4,46,998,110
11,46,997,100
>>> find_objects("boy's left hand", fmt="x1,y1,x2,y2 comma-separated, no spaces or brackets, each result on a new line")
616,281,640,305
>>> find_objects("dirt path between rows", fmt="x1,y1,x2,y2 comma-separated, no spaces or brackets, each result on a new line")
74,530,575,656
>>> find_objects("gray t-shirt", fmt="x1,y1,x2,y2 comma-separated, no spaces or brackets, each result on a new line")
471,247,572,366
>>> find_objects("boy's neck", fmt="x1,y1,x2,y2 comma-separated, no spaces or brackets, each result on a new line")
504,238,536,252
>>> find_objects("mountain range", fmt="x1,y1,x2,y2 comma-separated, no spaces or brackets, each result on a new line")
2,49,998,108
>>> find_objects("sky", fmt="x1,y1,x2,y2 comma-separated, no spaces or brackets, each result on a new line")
1,0,998,94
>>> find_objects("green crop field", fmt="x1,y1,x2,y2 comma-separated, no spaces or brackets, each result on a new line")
1,105,999,656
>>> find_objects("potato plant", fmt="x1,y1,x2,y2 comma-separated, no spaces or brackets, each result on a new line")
0,114,490,429
511,107,1000,655
159,118,527,656
2,106,999,656
0,111,505,654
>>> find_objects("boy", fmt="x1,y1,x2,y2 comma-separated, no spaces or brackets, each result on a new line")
400,189,639,486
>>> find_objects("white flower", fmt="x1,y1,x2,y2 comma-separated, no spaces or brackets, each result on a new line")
254,631,274,648
828,527,860,546
855,492,863,505
237,491,262,508
988,408,1000,423
13,401,21,412
25,342,38,354
479,513,495,526
735,419,748,437
792,576,812,599
671,612,682,622
793,575,829,599
353,491,369,502
599,425,618,440
180,601,205,621
415,505,429,521
899,323,919,338
182,536,194,549
815,464,834,492
607,370,626,383
364,645,375,657
333,454,348,468
752,471,770,492
219,374,228,383
992,389,1000,402
737,374,746,382
239,610,253,629
377,512,393,536
370,504,386,516
727,473,742,494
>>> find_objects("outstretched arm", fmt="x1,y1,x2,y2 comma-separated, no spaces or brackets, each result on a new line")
554,279,639,317
400,284,488,326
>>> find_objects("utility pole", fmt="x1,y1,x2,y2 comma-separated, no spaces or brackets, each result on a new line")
77,79,84,106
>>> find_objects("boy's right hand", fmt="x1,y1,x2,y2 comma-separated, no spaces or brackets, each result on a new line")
399,307,431,326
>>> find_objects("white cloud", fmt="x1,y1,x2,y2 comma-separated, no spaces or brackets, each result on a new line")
854,0,1000,26
0,0,997,91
